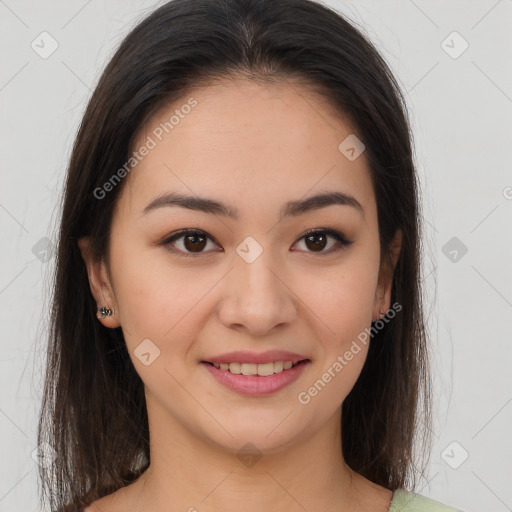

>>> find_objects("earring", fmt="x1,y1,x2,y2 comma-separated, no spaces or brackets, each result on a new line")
98,306,113,318
379,306,386,319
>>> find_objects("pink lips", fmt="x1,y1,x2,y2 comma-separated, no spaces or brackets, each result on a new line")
201,359,311,396
203,350,310,365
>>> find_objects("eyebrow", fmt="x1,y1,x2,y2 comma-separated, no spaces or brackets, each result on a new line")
141,190,364,220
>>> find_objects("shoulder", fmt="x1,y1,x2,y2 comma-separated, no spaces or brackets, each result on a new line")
389,489,464,512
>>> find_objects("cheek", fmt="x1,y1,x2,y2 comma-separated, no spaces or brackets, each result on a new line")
294,266,376,411
298,255,379,340
110,224,379,370
109,235,204,352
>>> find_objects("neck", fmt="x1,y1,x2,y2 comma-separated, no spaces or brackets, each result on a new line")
124,396,372,512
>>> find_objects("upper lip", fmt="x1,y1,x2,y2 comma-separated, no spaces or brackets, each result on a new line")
203,350,311,365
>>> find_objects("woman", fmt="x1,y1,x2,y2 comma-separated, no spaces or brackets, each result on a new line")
38,0,464,510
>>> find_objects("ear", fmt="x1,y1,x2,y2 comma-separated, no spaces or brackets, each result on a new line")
372,229,402,322
78,236,121,328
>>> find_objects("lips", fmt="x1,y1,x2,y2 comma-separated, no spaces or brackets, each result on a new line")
201,358,311,396
202,350,310,365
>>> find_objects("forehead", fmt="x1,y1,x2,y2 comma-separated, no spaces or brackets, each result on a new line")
120,78,375,221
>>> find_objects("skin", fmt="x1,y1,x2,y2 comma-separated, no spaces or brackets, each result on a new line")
79,77,401,512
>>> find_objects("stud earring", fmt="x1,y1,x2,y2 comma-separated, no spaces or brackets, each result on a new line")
98,306,113,318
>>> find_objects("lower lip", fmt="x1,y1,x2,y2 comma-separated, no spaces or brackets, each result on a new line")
201,360,311,396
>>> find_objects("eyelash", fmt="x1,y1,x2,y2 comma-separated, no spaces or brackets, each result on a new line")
160,228,354,258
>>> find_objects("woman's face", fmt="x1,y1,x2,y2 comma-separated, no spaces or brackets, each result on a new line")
80,78,398,455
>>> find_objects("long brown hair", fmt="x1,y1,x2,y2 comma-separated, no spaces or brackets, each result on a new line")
37,0,432,510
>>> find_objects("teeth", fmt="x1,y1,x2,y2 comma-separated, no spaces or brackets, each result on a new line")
273,361,284,373
211,360,301,376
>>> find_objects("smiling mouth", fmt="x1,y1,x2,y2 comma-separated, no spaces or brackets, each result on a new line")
201,359,310,377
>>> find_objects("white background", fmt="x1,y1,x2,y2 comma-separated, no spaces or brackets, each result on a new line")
0,1,511,511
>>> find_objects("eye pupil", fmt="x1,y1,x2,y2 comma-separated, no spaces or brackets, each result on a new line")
305,233,327,251
165,228,348,257
184,234,207,252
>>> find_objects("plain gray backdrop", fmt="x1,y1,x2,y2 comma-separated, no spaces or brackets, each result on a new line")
1,1,511,511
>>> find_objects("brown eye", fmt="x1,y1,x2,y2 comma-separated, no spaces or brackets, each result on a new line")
182,233,207,252
295,228,353,254
162,228,353,258
304,232,328,252
162,229,218,257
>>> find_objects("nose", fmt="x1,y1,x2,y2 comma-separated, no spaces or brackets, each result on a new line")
217,252,297,336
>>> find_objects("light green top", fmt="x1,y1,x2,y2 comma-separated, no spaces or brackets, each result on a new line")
389,489,463,511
